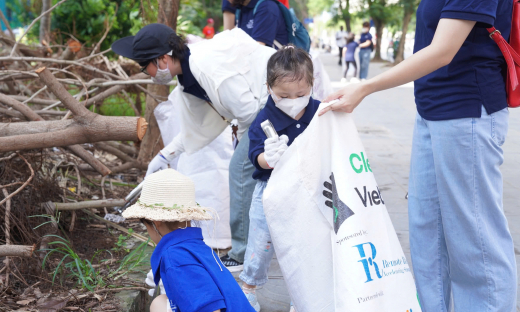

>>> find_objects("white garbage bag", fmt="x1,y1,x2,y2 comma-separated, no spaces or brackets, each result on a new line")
155,98,233,249
263,106,421,312
311,51,333,101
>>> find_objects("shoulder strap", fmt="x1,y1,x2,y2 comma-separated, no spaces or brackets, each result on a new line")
488,27,520,91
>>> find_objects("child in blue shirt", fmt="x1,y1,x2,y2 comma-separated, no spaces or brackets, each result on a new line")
240,45,321,312
343,34,359,80
122,169,255,312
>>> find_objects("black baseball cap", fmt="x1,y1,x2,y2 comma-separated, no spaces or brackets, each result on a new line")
111,23,175,66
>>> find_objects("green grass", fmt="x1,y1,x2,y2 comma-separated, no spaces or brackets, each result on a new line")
98,93,147,117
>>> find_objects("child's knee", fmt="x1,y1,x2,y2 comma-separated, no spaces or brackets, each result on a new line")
150,294,168,312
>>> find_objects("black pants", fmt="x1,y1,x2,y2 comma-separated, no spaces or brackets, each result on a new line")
338,47,344,64
343,61,358,78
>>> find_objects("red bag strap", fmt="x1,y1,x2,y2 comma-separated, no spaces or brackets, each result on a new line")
487,27,520,91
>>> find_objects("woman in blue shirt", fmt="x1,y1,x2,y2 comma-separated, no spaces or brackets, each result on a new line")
321,1,516,311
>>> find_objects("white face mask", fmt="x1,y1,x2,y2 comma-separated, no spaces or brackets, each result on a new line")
151,59,173,85
362,27,370,33
269,87,311,119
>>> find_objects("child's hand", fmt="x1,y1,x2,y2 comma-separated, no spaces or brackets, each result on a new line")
264,135,289,168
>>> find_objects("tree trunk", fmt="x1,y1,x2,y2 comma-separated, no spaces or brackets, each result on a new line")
394,7,413,64
373,20,384,61
138,0,180,163
344,0,351,33
39,0,52,44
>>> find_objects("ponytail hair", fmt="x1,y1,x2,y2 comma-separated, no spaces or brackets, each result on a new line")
266,45,314,88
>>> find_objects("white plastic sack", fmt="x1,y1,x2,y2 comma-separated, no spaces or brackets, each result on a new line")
311,51,333,101
155,99,233,249
263,106,421,312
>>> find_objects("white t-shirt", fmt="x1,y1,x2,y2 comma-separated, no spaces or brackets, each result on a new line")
336,31,348,47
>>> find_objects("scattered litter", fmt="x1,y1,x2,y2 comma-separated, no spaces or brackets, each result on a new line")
104,213,125,223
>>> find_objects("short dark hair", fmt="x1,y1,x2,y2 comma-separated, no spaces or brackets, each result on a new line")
267,45,314,88
363,21,370,28
347,34,355,44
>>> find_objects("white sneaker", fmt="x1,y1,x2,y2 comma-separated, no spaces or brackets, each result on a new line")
244,292,261,312
350,77,360,83
340,77,347,83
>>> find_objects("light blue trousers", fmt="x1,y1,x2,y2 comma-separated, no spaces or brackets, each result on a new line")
359,49,371,79
228,129,257,263
408,107,517,311
239,181,273,286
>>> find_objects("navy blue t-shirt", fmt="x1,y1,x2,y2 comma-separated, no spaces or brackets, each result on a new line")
249,96,321,181
222,0,236,13
345,41,359,62
177,47,211,103
359,32,373,51
237,0,289,47
151,227,255,312
414,0,512,120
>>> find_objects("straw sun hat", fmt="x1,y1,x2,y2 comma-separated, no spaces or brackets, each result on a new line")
122,169,213,222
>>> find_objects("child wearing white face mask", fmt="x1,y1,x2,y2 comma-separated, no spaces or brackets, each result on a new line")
240,45,320,312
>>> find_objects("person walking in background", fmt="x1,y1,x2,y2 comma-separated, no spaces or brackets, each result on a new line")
335,26,348,65
342,34,359,82
358,21,373,79
321,1,517,311
203,18,216,39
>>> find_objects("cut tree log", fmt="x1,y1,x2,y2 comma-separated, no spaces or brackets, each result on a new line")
0,244,36,257
0,68,148,158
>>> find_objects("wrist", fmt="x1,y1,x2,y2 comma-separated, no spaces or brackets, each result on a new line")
361,79,376,96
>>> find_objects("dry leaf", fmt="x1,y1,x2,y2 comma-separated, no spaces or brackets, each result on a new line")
63,307,79,311
37,297,69,312
33,288,43,298
16,298,35,305
93,294,103,302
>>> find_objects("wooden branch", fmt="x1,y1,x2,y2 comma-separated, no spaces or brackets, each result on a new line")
8,96,57,105
10,0,68,57
0,93,111,176
105,141,138,156
0,245,35,257
66,145,111,176
81,209,153,246
0,93,44,121
0,10,15,40
0,119,74,137
0,154,34,207
95,142,135,163
35,67,92,118
52,199,126,211
0,57,123,80
0,107,66,119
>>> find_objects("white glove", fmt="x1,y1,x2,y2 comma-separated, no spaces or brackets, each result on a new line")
264,135,289,168
145,269,165,296
145,153,170,177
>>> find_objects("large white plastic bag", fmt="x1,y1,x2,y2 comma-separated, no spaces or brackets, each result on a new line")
155,98,233,249
310,51,333,101
263,105,421,312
